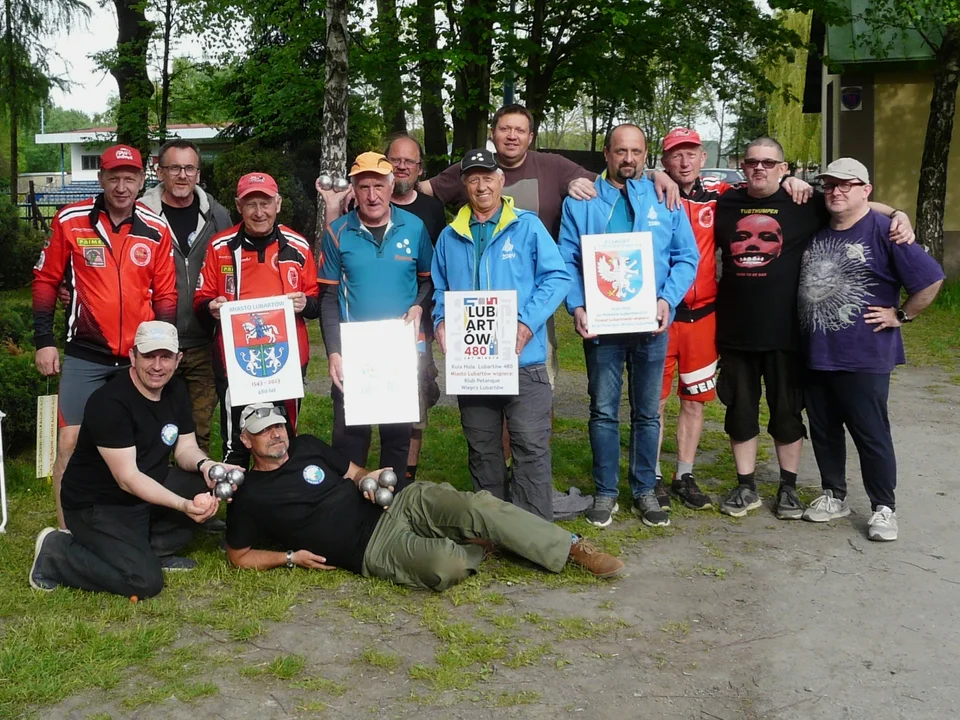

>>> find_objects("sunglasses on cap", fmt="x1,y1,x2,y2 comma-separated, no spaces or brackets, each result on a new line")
241,405,287,423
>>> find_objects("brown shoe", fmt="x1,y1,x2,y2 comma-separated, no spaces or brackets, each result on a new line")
567,537,624,578
465,537,499,559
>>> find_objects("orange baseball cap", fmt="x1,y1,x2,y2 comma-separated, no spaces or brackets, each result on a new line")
348,152,394,177
236,172,279,199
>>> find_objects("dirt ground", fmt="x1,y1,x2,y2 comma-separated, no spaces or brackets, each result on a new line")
42,364,960,720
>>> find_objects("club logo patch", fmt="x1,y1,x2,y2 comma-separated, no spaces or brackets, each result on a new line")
84,247,106,268
699,205,714,229
303,464,325,485
595,251,643,302
225,275,236,296
232,309,290,377
287,266,299,288
130,243,151,266
160,423,179,446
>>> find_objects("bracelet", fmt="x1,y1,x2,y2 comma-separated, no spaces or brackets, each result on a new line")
196,458,211,473
889,209,901,218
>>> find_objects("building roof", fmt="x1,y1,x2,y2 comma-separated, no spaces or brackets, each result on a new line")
34,124,225,145
825,0,939,65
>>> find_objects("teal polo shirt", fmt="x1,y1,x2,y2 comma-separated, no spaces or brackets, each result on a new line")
469,204,504,287
605,186,635,234
318,206,433,321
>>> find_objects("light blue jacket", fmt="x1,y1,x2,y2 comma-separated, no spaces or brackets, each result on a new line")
558,175,699,322
432,198,570,368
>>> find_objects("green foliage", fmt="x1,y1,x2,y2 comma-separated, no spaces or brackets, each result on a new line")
0,344,49,454
0,197,45,290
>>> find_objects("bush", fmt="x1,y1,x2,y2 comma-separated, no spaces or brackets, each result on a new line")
0,198,46,290
0,342,51,455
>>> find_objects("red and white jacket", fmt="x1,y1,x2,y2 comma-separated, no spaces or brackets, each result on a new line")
676,176,733,313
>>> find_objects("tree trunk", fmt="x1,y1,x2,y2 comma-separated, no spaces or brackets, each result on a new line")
111,0,153,158
314,0,349,257
416,0,447,174
449,0,493,158
521,0,548,136
158,0,173,142
916,24,959,266
715,99,726,166
4,0,16,203
375,0,406,134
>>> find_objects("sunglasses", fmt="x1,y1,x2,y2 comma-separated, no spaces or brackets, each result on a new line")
822,181,866,194
743,158,782,169
241,405,287,425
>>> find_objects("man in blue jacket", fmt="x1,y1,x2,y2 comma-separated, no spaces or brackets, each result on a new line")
559,124,699,529
432,149,570,521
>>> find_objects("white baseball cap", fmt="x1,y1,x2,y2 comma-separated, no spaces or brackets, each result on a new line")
134,321,179,354
816,157,870,184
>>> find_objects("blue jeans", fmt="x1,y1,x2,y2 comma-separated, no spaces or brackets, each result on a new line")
584,332,668,498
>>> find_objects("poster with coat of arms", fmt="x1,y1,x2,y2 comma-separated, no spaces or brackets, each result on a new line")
220,296,304,405
581,232,658,334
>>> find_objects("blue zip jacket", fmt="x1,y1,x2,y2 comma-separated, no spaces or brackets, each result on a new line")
558,175,699,322
432,198,570,368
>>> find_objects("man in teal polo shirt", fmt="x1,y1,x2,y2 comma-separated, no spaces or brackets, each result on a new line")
318,152,434,491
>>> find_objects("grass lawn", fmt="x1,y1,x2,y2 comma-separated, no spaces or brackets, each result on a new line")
0,280,957,718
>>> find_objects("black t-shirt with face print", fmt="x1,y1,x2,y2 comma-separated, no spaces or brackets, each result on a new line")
714,186,829,352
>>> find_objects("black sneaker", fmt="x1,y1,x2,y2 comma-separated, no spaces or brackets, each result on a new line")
775,483,805,520
654,475,671,510
29,527,60,592
159,555,198,571
671,473,712,510
719,484,762,518
632,492,670,527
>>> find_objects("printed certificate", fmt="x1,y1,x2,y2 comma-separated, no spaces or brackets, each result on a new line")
581,231,658,334
341,319,420,425
444,290,519,395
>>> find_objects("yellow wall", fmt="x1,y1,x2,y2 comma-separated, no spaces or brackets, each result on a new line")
874,71,960,228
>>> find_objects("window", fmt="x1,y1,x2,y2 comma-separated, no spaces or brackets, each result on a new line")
81,155,100,171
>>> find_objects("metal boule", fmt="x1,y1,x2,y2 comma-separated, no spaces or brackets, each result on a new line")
208,464,227,482
318,174,333,190
374,487,394,507
333,177,349,192
226,468,245,487
378,469,398,489
359,476,379,495
214,481,234,500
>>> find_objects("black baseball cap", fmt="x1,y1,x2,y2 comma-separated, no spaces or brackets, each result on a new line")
460,148,499,175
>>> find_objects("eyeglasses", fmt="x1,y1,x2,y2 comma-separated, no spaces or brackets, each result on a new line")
822,181,866,194
388,158,420,168
743,158,783,169
159,164,199,176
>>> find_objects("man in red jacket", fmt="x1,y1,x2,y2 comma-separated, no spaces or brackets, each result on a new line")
194,172,319,467
33,144,178,529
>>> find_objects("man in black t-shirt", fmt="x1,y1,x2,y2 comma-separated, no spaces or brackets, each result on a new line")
225,403,624,590
29,321,239,599
714,138,915,521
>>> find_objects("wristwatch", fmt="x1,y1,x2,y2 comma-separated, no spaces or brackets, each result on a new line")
286,550,295,568
196,458,211,473
896,308,913,324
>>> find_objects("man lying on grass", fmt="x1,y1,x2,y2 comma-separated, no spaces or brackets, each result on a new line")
226,403,624,589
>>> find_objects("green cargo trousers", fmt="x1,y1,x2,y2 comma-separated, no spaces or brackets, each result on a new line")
361,482,572,591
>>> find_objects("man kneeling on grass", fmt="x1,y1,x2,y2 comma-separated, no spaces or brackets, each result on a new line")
225,403,624,589
29,321,240,599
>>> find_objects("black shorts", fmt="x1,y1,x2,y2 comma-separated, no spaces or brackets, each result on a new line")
716,349,806,443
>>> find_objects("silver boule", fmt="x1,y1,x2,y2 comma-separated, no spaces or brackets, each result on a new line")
318,174,333,190
226,468,245,487
359,476,379,495
333,177,349,192
374,487,394,507
378,469,398,489
214,481,234,500
208,464,227,482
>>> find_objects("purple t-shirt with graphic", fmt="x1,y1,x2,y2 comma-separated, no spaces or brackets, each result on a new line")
798,210,944,373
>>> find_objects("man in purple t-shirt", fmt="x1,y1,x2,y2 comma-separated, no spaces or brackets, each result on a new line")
797,158,943,542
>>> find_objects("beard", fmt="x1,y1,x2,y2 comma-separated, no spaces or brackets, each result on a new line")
615,164,638,183
393,178,416,196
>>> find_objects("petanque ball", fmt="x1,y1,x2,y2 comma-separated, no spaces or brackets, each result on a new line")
214,481,234,500
359,476,379,495
208,464,227,482
375,487,394,507
333,177,349,192
226,468,245,487
318,174,333,190
378,469,398,489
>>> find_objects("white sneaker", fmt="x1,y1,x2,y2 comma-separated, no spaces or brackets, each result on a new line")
802,490,851,523
868,506,898,542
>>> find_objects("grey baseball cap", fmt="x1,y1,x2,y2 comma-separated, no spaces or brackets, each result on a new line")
816,158,870,184
240,403,287,434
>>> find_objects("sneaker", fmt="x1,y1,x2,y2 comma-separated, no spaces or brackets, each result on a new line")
654,476,671,510
671,473,712,510
585,496,619,528
568,537,624,578
29,527,60,592
775,483,805,520
868,506,898,542
632,492,670,527
719,484,762,518
159,555,198,571
802,489,850,523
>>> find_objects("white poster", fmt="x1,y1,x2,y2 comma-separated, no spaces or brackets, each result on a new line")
220,296,304,406
582,231,658,334
444,290,519,395
341,319,420,426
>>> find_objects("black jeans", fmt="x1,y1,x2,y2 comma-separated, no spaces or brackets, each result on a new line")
43,468,208,598
804,370,897,511
331,384,414,493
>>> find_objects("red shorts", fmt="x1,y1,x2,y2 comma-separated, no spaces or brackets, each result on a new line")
661,311,718,402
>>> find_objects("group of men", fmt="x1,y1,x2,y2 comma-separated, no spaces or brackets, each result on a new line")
27,102,943,601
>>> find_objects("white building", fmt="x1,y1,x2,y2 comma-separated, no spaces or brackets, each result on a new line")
33,124,227,182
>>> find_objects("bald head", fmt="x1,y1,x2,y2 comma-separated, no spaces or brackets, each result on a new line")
603,124,647,187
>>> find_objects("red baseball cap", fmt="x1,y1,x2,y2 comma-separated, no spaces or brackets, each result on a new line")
99,144,143,171
662,128,703,152
236,172,280,199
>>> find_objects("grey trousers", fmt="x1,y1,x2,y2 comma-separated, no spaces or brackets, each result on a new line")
457,364,554,521
362,482,572,591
